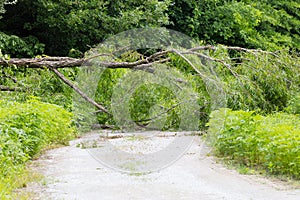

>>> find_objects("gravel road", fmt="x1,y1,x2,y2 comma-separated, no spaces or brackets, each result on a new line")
29,131,300,200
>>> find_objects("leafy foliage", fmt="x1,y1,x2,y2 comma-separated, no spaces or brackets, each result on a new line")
0,0,170,56
1,66,75,111
208,109,300,179
0,99,76,198
129,83,181,130
0,32,44,57
95,68,184,130
285,93,300,115
93,47,299,130
168,0,300,50
0,99,76,155
1,0,299,56
95,68,128,126
207,46,300,113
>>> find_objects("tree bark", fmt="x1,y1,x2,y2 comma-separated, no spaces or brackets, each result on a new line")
0,85,22,91
50,68,110,114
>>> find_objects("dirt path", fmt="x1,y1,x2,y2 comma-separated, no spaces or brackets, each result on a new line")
29,131,300,200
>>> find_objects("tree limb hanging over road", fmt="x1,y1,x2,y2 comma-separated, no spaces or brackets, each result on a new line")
0,45,278,69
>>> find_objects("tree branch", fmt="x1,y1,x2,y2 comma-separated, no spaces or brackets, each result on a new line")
0,46,279,70
0,57,85,68
50,68,111,114
0,85,22,91
0,50,171,69
134,100,190,124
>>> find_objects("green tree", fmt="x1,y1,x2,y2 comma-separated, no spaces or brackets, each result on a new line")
168,0,300,51
0,0,170,56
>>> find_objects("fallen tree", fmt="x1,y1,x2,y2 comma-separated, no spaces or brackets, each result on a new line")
1,45,299,129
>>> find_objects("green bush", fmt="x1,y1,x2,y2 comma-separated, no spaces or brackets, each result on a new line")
0,32,44,57
0,99,76,151
0,99,76,198
208,108,300,179
0,125,29,174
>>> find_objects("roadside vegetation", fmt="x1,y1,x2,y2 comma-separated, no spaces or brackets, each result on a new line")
0,99,76,198
208,109,300,179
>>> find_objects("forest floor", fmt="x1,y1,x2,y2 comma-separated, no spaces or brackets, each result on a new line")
25,131,300,200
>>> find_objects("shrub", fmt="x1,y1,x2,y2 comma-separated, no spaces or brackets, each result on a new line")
0,32,44,57
0,66,75,111
0,99,76,198
208,108,300,179
0,99,76,152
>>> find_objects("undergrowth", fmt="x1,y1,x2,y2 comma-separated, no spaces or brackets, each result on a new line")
208,108,300,180
0,98,76,199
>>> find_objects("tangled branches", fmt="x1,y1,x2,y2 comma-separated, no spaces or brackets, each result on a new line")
1,45,298,116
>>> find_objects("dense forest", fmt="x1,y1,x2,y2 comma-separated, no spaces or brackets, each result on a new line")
0,0,299,198
0,0,300,57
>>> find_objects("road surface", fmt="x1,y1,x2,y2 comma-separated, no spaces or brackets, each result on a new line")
28,131,300,200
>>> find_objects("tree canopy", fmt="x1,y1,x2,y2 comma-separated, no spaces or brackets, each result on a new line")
0,0,299,57
168,0,300,51
0,0,170,56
